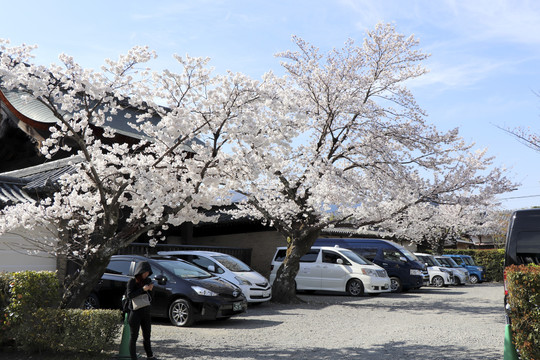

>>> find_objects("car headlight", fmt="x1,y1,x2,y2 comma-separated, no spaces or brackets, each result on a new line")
192,286,218,297
410,269,423,276
235,276,252,286
440,268,450,273
361,269,377,276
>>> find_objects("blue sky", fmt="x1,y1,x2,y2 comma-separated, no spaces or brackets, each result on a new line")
2,0,540,210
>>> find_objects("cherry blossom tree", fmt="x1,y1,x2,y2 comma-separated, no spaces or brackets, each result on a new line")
222,23,515,303
0,22,516,307
0,41,260,308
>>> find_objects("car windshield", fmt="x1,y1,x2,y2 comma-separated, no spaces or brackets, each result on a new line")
418,255,438,266
212,254,251,272
436,257,455,267
339,249,373,265
397,247,418,261
462,256,476,266
157,259,212,279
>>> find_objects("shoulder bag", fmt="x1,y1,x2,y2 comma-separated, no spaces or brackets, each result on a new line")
131,293,151,310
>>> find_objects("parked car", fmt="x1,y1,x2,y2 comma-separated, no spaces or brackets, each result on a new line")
435,255,470,285
313,238,427,292
269,246,391,296
414,253,453,287
443,254,485,284
157,250,272,304
85,255,247,327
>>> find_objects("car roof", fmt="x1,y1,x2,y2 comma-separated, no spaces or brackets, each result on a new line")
158,250,230,257
275,246,348,251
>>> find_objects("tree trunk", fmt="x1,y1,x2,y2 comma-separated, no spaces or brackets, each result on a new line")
61,253,112,309
271,228,320,304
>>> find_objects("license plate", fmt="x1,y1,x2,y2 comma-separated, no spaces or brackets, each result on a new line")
233,302,243,311
262,290,271,298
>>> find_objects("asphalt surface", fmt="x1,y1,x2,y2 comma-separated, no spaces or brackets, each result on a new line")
147,283,505,360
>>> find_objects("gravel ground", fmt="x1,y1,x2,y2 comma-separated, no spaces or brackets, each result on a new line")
148,283,505,360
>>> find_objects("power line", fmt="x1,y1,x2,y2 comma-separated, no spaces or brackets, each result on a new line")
500,194,540,200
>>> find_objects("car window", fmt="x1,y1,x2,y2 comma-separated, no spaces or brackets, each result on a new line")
382,249,403,262
353,248,378,261
156,259,212,279
299,250,319,263
212,254,251,272
274,249,288,262
191,256,225,274
274,249,319,263
462,257,475,266
105,260,131,275
339,249,372,265
322,250,350,265
515,232,540,264
450,256,464,266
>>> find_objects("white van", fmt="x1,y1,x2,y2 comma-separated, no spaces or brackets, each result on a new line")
269,246,391,296
414,253,454,287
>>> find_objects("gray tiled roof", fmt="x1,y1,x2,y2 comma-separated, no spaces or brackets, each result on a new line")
0,155,83,205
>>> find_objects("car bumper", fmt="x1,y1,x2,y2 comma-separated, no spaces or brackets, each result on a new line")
243,286,272,303
364,277,391,293
194,297,248,321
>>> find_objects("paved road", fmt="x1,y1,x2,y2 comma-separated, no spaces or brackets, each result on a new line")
149,283,505,360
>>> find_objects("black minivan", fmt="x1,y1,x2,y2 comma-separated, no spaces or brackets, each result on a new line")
86,255,247,327
504,209,540,267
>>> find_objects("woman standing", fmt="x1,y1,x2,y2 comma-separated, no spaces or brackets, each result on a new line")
127,261,157,360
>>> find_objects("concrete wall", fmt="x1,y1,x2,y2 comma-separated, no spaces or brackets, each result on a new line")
189,230,287,278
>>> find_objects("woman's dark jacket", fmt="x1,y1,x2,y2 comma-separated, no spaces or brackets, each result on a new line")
126,261,153,308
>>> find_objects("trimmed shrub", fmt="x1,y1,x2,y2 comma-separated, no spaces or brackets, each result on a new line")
0,272,13,346
18,308,121,354
506,265,540,360
1,271,122,355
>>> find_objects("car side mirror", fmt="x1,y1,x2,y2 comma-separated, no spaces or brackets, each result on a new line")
425,263,429,267
399,256,407,262
207,265,216,273
154,274,167,285
336,258,343,265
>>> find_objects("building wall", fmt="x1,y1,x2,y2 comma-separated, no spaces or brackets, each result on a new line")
188,230,287,278
0,228,57,272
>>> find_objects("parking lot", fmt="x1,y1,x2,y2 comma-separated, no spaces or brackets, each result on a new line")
149,283,505,360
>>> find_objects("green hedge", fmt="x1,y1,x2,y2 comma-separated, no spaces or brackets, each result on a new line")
506,265,540,360
443,249,505,282
1,271,121,354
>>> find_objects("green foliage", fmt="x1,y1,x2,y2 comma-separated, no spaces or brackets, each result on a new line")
1,271,122,355
443,249,505,282
16,308,121,353
506,265,540,360
0,272,13,346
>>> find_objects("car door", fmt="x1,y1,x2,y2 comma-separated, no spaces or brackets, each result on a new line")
320,250,350,291
295,249,322,290
100,259,133,309
144,261,171,318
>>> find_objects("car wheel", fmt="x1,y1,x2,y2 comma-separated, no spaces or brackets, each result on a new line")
84,293,100,309
470,274,479,284
169,298,195,327
390,277,402,293
346,279,364,296
432,276,444,287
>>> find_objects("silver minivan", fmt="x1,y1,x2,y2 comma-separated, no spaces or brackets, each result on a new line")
269,246,391,296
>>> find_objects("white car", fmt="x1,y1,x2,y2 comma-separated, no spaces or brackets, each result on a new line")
414,253,454,287
157,250,272,303
269,246,391,296
435,256,470,285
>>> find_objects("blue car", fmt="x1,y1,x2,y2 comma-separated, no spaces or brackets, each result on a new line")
443,254,485,284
